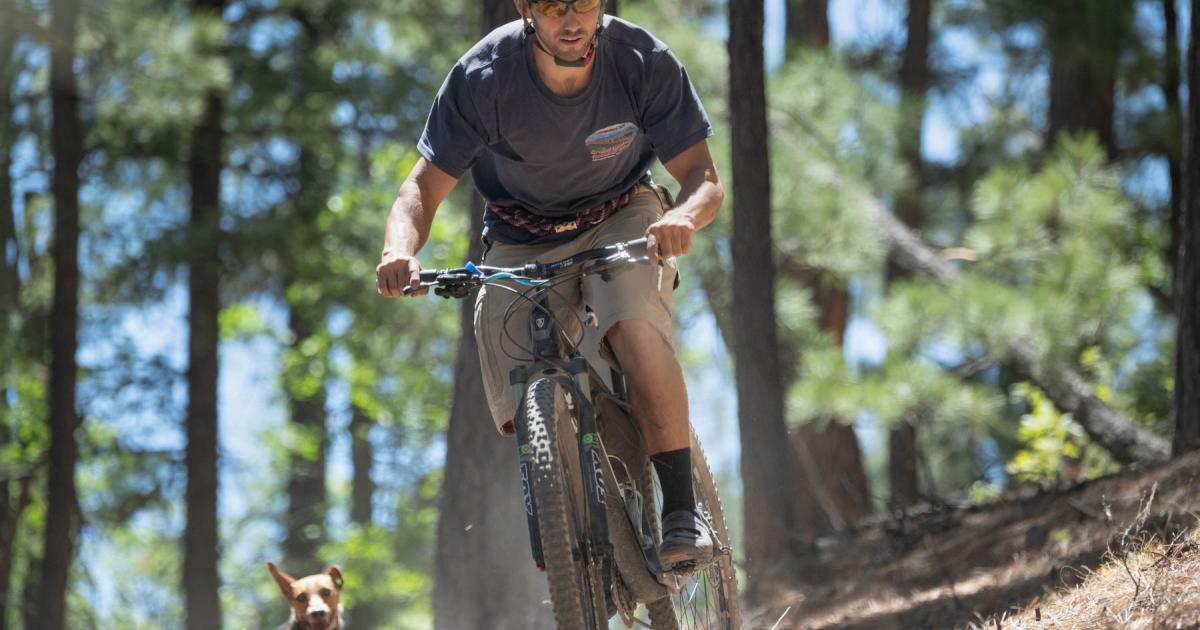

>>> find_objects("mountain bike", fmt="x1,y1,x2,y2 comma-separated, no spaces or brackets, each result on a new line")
410,237,741,629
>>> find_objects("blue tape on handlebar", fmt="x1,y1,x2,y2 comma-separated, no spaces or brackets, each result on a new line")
465,262,483,276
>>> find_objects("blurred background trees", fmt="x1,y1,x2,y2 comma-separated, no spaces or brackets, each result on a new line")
0,0,1196,626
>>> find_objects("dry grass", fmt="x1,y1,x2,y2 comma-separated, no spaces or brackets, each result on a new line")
747,453,1200,630
967,518,1200,630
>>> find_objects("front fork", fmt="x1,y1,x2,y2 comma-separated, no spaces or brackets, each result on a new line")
511,357,612,573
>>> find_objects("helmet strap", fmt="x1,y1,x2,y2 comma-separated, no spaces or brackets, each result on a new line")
522,0,606,68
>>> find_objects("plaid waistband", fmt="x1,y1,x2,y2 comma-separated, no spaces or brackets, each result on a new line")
486,183,644,237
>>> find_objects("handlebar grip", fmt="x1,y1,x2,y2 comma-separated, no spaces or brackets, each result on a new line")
623,237,649,250
419,269,440,281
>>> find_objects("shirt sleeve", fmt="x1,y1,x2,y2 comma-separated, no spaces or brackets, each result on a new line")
640,49,713,165
417,63,489,178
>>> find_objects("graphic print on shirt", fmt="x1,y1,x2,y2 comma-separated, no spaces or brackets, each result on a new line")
585,122,638,161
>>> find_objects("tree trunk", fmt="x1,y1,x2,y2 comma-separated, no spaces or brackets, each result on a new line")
1045,0,1128,156
779,269,871,535
0,1,17,316
0,18,18,625
349,405,375,526
21,552,39,630
433,2,553,627
432,190,552,629
345,403,379,628
1163,0,1183,303
781,0,870,536
0,477,31,630
886,0,932,511
39,0,82,625
785,0,829,52
1173,0,1200,454
729,0,801,591
184,0,225,626
888,422,919,507
817,163,1173,464
283,301,329,567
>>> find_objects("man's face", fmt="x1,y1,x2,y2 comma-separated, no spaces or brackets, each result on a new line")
523,0,602,61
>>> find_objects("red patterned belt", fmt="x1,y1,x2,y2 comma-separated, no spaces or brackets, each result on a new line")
486,183,643,237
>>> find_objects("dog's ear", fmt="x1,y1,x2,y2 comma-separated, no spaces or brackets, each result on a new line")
267,562,296,598
324,565,344,590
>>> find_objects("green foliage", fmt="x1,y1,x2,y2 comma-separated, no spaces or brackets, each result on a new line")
769,52,898,277
1006,383,1117,486
880,137,1145,362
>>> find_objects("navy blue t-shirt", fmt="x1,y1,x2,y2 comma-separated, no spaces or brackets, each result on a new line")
417,16,712,244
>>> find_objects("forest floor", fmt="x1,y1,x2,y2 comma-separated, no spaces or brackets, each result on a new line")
743,451,1200,629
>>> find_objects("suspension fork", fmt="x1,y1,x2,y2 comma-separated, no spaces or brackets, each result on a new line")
510,365,545,570
569,356,613,567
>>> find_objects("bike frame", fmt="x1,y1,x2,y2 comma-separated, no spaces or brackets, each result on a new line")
509,290,616,586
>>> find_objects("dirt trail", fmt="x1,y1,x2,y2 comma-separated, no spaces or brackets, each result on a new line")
745,452,1200,629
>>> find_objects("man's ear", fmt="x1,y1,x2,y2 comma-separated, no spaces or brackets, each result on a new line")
324,565,344,590
267,562,296,599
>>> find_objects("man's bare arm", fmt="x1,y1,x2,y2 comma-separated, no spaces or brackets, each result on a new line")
646,140,724,259
377,158,460,297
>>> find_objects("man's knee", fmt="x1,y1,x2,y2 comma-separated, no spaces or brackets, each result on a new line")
606,318,674,366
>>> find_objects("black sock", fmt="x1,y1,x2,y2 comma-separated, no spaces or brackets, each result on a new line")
651,447,695,516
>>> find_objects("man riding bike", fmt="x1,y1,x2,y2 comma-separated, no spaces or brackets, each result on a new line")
375,0,724,572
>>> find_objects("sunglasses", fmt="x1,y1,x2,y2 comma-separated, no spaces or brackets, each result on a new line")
531,0,602,18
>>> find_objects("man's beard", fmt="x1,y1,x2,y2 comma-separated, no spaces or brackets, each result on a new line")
539,26,592,61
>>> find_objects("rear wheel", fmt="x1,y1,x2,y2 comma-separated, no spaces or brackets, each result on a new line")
645,431,741,629
523,376,608,630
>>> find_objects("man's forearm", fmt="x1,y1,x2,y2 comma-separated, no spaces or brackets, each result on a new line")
665,166,723,231
383,181,435,257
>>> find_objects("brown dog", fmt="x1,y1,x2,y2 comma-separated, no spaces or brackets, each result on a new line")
267,562,345,630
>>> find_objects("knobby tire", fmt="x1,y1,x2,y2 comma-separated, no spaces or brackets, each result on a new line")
524,377,608,630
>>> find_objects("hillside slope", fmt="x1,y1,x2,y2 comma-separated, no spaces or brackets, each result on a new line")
746,452,1200,629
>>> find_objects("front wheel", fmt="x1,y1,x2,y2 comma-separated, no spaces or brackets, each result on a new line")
523,376,608,630
645,430,742,629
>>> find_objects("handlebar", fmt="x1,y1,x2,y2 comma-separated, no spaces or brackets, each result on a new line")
403,237,652,298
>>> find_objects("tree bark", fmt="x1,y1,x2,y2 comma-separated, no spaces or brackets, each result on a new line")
0,18,18,623
886,0,932,510
1044,0,1129,156
0,477,31,630
39,0,82,625
1173,0,1200,454
283,299,329,567
349,405,375,526
432,2,553,627
183,0,225,626
729,0,802,591
815,164,1173,464
785,0,829,52
0,1,18,316
1163,0,1183,300
888,422,920,507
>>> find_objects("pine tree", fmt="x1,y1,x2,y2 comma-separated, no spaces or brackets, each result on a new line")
729,0,802,594
38,0,82,625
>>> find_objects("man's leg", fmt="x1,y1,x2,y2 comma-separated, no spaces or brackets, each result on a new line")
606,319,713,569
605,319,690,454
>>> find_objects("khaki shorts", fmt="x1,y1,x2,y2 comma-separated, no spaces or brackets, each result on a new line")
474,185,678,435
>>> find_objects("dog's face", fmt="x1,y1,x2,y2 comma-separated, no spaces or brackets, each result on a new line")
267,562,344,630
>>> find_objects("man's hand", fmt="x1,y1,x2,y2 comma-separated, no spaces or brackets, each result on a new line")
376,252,426,297
645,211,696,261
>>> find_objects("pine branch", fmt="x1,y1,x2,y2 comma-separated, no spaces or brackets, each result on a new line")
811,162,1172,465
